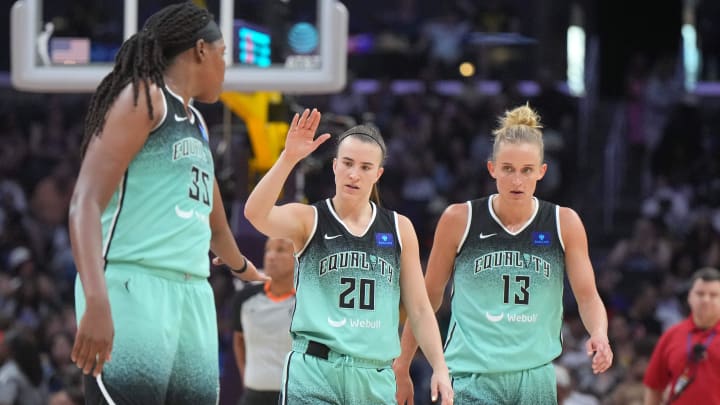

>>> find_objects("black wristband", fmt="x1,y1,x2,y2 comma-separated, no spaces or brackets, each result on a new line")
230,257,248,274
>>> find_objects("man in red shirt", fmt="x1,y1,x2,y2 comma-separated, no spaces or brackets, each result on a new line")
643,267,720,404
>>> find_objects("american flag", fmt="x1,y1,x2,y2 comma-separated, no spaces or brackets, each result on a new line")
50,37,90,64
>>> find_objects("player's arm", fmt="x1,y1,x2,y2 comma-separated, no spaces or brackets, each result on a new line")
394,204,465,378
209,178,265,281
244,109,329,249
397,214,454,405
560,206,613,374
69,82,162,376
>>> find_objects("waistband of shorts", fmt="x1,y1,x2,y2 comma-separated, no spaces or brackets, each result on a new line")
452,361,554,378
292,339,393,369
105,263,207,283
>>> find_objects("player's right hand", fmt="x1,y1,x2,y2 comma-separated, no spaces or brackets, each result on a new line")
282,108,331,163
393,360,415,405
72,299,114,377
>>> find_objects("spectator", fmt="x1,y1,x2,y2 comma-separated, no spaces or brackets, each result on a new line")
0,328,49,405
643,267,720,404
606,217,673,291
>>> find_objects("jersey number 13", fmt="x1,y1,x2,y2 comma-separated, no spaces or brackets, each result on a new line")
502,274,530,305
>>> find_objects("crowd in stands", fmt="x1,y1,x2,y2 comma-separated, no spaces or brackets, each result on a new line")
1,58,719,403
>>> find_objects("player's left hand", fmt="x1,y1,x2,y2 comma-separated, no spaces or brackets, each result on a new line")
392,359,415,405
430,369,454,404
586,335,613,374
212,256,269,282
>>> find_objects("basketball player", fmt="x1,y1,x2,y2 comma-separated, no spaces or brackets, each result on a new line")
244,109,454,404
68,3,265,404
393,104,613,404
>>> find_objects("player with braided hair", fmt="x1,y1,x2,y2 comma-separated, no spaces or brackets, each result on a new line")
82,2,221,151
69,2,266,404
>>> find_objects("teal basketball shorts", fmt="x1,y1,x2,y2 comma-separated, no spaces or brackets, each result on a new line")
75,265,219,405
280,339,397,404
452,362,557,405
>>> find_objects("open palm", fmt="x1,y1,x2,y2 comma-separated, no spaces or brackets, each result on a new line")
283,108,331,163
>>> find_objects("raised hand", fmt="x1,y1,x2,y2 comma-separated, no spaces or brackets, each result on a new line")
282,108,331,163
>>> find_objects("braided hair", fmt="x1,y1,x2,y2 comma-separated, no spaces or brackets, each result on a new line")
81,2,218,153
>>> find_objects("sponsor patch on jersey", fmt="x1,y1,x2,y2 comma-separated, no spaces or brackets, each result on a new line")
375,232,394,247
532,231,551,246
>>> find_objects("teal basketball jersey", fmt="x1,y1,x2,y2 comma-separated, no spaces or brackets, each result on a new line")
445,195,565,374
100,87,214,277
292,199,402,362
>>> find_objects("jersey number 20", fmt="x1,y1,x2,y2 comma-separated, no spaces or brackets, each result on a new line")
339,277,375,310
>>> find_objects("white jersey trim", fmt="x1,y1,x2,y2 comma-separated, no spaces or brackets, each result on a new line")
280,351,292,405
392,211,402,252
457,201,473,254
96,374,117,405
487,194,539,236
188,103,210,141
325,198,377,237
102,175,126,258
296,205,318,257
150,88,168,132
555,205,565,252
165,86,196,124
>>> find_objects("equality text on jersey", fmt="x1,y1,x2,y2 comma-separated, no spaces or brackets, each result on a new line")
474,250,551,278
172,137,208,162
318,251,394,284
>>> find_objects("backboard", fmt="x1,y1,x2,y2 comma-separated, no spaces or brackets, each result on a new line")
10,0,348,93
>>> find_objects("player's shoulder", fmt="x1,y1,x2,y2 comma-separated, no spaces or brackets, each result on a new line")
435,202,471,230
556,204,583,226
110,80,166,127
445,201,471,216
116,80,164,105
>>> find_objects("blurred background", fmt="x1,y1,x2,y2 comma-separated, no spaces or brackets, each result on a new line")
1,0,719,404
